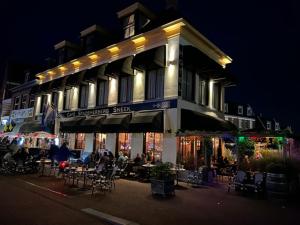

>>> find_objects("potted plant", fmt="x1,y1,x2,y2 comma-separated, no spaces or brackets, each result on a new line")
150,162,175,197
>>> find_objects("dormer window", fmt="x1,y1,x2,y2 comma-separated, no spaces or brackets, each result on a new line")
266,121,271,130
124,14,135,38
238,105,243,115
247,106,252,116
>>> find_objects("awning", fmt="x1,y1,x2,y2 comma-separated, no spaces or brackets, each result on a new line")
75,116,105,133
101,114,131,133
132,46,166,70
60,117,84,133
83,64,108,82
65,71,85,88
19,121,43,134
129,111,163,132
105,56,134,76
181,109,237,132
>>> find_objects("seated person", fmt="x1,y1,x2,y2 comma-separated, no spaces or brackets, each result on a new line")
133,153,142,166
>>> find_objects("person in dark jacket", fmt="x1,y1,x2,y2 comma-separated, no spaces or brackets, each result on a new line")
55,142,71,162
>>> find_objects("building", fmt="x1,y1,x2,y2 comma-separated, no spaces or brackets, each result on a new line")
224,102,255,131
7,2,236,169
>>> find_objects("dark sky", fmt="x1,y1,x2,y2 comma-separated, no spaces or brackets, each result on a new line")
1,0,300,132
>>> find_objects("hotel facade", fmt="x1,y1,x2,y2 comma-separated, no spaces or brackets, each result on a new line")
9,3,235,169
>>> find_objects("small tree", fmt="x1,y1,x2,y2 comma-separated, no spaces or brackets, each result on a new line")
237,137,255,164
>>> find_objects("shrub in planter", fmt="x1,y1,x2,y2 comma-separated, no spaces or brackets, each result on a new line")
150,162,175,197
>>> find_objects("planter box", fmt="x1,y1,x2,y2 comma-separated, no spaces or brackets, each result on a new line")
266,172,289,200
150,178,175,197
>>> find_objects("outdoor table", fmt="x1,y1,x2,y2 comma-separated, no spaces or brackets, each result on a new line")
36,159,52,177
142,163,156,181
171,168,186,186
76,167,96,189
64,167,77,187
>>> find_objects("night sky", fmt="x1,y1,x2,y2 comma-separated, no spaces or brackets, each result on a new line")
1,0,300,132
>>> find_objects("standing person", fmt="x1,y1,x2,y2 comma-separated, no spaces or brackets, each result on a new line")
55,141,71,163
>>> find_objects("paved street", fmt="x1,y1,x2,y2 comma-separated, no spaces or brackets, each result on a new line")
0,174,299,225
0,176,107,225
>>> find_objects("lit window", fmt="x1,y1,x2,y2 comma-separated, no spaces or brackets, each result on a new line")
95,133,106,151
145,132,163,162
124,14,135,38
75,133,85,149
118,133,132,158
238,105,243,115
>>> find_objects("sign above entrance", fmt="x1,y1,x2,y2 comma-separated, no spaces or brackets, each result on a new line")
60,99,177,118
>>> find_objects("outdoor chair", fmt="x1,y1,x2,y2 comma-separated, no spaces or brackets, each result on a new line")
244,172,264,193
91,166,117,195
177,170,189,183
187,171,203,187
228,170,247,192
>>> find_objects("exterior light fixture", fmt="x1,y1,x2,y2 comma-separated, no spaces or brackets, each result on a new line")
162,22,185,33
219,56,232,67
107,46,119,54
47,70,55,75
36,74,45,79
71,60,81,67
88,53,99,60
58,66,67,71
131,36,146,45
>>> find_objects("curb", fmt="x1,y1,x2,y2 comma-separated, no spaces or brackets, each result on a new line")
81,208,140,225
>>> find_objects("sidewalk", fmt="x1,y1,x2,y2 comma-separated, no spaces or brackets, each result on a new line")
20,174,299,225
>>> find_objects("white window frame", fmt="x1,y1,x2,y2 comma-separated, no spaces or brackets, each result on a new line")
124,14,135,38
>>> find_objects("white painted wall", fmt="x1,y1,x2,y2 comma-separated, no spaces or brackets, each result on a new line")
58,91,64,112
71,87,79,110
164,108,178,134
164,37,179,98
88,83,96,108
35,96,41,116
106,133,117,155
84,133,94,152
162,133,177,164
131,133,143,158
133,70,145,102
108,78,118,106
